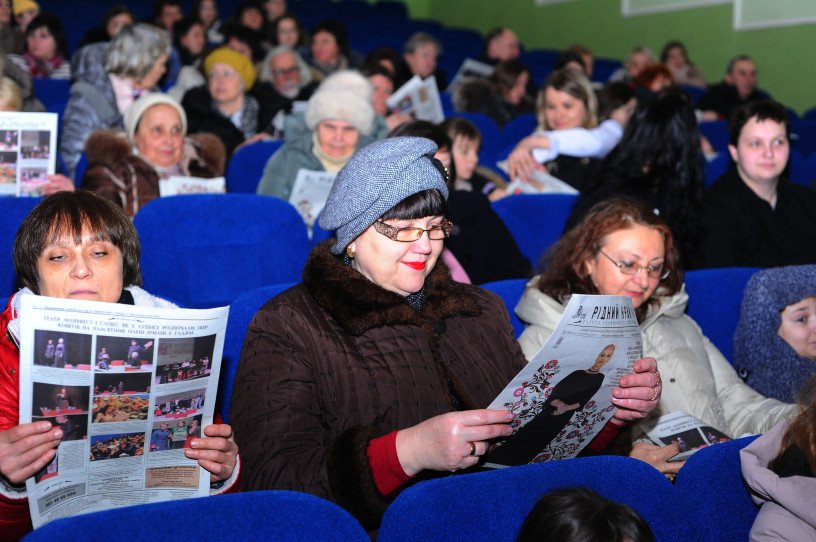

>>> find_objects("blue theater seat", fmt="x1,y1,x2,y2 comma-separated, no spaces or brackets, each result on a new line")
0,197,42,295
480,278,528,338
225,140,284,194
134,194,310,309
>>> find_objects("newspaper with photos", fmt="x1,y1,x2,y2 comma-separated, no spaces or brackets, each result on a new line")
17,295,228,529
483,294,642,468
644,411,731,462
448,58,495,89
158,175,226,197
386,75,445,123
288,168,336,233
498,162,579,195
0,112,58,197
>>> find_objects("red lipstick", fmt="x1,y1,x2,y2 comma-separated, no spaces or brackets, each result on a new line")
402,261,426,270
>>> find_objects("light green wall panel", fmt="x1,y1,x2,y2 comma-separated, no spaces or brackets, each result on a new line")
398,0,816,113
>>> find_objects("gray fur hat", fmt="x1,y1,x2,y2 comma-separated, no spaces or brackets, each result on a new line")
319,136,449,254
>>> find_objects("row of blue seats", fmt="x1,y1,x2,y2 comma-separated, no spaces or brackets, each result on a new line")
22,435,762,541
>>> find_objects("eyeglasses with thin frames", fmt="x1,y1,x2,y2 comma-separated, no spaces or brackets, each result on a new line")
598,249,669,280
373,219,452,242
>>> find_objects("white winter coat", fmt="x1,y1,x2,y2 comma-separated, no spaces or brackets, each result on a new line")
515,278,796,437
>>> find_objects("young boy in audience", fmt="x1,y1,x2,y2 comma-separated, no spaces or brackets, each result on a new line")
441,116,507,201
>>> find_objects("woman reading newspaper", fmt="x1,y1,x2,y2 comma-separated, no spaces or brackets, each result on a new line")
230,137,662,530
0,192,239,539
515,198,795,477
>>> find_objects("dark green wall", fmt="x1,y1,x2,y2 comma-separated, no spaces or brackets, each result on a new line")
398,0,815,113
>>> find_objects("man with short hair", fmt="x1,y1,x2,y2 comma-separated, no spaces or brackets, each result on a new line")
254,46,318,136
698,55,770,120
700,100,816,268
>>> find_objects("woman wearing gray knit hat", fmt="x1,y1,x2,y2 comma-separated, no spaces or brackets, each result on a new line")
255,71,375,199
231,136,660,529
734,265,816,403
82,92,225,217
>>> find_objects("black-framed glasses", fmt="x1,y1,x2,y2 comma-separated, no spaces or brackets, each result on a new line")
373,219,452,242
598,249,669,280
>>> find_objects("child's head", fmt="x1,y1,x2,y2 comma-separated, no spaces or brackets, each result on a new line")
440,117,481,182
517,487,654,542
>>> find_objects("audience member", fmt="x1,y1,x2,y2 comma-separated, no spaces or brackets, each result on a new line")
302,19,361,81
565,44,594,79
517,198,796,474
632,63,673,99
740,375,816,541
363,46,403,78
700,100,816,268
402,31,445,90
263,0,287,21
83,93,225,216
270,12,305,49
442,116,507,199
166,16,207,101
0,0,22,54
698,55,770,120
76,4,135,48
516,487,655,542
233,137,660,530
453,58,535,127
6,13,70,79
660,40,705,89
219,20,260,61
255,45,317,114
734,265,816,403
608,46,655,84
479,26,521,64
60,23,170,179
195,0,223,46
152,0,184,35
0,192,240,540
567,89,704,267
182,46,275,157
256,70,374,199
234,0,266,34
361,63,410,132
12,0,38,36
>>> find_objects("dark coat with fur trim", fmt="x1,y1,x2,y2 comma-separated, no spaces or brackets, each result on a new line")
81,130,226,217
231,241,526,529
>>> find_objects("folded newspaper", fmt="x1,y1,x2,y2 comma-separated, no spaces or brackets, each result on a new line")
17,296,228,529
643,411,731,461
483,294,642,468
386,74,445,123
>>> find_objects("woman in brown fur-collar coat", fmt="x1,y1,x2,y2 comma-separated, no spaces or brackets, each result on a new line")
230,137,663,530
81,93,225,217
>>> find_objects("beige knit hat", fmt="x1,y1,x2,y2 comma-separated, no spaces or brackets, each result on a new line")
124,92,187,142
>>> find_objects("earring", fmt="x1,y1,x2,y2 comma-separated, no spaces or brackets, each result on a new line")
345,246,355,259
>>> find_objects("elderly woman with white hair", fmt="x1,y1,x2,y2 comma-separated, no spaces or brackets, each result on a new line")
255,72,375,199
82,92,225,217
60,23,171,179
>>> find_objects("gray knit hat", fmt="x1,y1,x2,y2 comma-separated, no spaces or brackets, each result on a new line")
319,136,449,254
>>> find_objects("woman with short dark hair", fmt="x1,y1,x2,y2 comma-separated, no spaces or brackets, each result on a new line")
6,12,70,79
0,191,240,539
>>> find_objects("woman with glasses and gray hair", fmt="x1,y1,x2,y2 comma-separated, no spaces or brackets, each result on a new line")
59,23,170,178
515,198,795,477
231,138,661,529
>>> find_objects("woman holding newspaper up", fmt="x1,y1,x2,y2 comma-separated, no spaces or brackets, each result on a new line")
230,137,662,530
515,198,795,477
0,191,239,539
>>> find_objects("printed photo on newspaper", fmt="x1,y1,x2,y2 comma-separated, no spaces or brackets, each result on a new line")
16,295,228,529
0,112,58,197
483,294,642,468
386,74,445,124
288,168,337,233
643,411,731,462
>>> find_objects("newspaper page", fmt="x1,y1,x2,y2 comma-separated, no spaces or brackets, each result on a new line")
483,294,642,468
448,58,495,89
644,411,731,461
0,112,58,197
17,295,228,529
288,168,336,232
386,75,445,123
158,175,226,196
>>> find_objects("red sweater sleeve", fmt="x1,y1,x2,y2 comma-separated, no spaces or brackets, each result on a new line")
587,419,627,452
367,431,413,496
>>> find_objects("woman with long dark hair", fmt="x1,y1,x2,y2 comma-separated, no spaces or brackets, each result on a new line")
566,88,704,266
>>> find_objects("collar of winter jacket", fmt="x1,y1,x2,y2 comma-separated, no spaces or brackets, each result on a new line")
303,240,481,336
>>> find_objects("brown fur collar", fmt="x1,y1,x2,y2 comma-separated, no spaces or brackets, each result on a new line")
83,130,226,176
303,241,481,336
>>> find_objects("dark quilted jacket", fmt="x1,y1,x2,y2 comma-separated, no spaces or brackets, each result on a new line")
231,241,526,529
